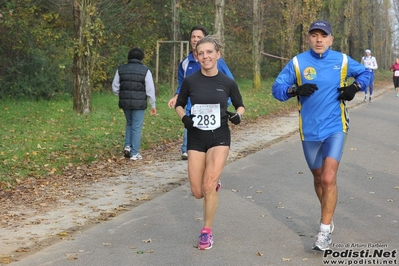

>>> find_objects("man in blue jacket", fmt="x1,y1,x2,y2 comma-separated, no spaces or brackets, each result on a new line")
168,25,234,160
272,20,370,251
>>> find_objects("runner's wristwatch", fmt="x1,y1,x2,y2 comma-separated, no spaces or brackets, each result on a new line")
353,82,361,91
287,85,297,97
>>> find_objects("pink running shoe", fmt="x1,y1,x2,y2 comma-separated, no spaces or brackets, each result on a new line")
198,233,214,250
216,180,221,192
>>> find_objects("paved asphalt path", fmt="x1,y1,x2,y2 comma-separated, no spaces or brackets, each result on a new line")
10,91,399,266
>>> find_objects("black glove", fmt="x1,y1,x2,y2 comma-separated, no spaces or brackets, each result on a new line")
337,84,360,101
181,115,194,129
296,83,318,96
226,111,242,125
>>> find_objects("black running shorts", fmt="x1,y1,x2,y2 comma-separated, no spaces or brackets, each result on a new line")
187,125,230,152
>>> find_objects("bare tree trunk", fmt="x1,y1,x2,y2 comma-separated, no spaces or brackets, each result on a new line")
380,0,392,69
300,0,321,52
392,0,399,55
73,0,92,115
214,0,225,47
281,0,302,58
252,0,261,90
342,0,355,53
170,0,180,94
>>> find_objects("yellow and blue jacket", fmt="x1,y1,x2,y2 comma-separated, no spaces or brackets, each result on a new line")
272,48,370,141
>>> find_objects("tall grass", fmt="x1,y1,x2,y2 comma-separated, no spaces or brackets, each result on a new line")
1,72,390,186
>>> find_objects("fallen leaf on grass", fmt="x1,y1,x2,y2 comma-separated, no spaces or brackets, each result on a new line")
66,253,78,261
0,256,11,264
137,195,151,201
115,206,129,211
100,211,117,218
15,247,30,253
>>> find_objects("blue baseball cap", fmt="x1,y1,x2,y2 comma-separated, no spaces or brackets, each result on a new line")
308,20,332,35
